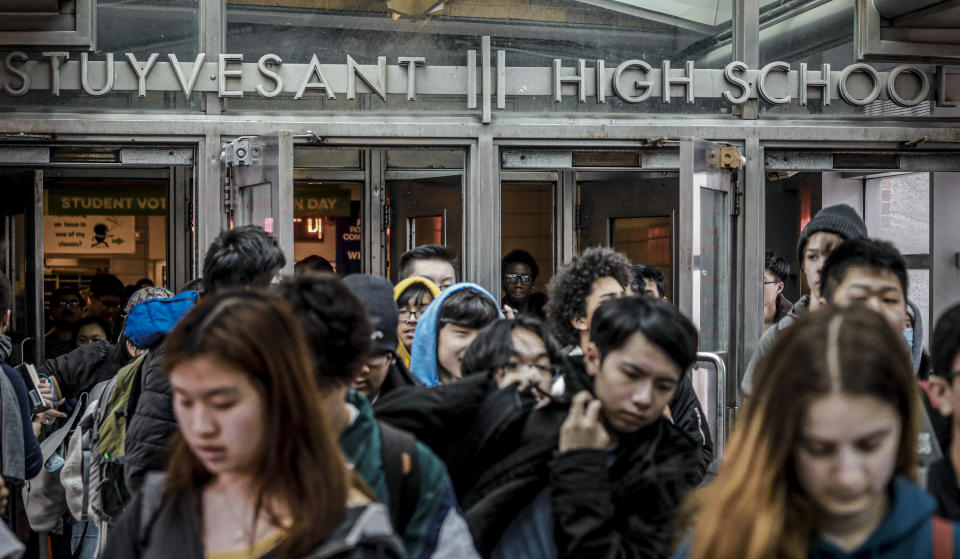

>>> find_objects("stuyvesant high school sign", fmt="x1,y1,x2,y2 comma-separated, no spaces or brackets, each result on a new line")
2,36,956,112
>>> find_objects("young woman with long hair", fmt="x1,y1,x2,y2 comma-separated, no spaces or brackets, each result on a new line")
102,290,403,559
675,305,960,559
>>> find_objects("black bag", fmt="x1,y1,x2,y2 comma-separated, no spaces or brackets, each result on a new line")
377,421,420,536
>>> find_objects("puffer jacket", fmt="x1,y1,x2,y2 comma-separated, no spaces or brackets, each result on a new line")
462,386,703,559
341,390,479,559
121,291,198,494
101,476,405,559
39,339,132,400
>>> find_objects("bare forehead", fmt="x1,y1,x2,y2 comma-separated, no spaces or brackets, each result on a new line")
839,267,904,292
411,259,455,277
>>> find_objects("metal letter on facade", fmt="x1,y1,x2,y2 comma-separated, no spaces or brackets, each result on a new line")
257,54,283,98
722,61,750,104
799,63,831,106
497,51,506,109
125,53,159,98
595,59,605,104
937,66,957,107
838,63,882,106
467,50,477,109
4,51,30,96
42,52,69,96
398,56,425,101
168,53,205,97
295,54,336,100
612,59,653,103
80,52,114,96
757,61,791,105
347,55,387,102
662,60,695,104
553,58,587,103
218,54,244,98
886,65,929,107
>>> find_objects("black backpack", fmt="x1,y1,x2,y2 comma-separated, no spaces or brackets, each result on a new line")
377,421,421,536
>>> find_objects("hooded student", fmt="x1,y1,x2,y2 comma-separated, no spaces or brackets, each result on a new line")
408,283,501,387
394,277,442,369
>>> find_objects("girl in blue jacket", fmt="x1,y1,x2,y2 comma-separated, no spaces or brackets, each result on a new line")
674,305,960,559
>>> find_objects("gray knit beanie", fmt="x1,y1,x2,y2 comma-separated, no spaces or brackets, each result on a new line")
343,274,399,354
796,204,868,261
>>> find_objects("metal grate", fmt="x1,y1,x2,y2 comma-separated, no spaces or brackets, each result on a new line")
864,100,932,117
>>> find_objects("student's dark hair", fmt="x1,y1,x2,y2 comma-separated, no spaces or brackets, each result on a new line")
502,249,539,281
821,238,908,302
163,290,347,558
89,273,124,299
397,281,433,308
461,314,563,377
398,244,458,281
202,225,286,294
295,255,334,277
764,252,790,284
681,305,917,559
134,277,155,289
274,273,372,391
932,302,960,380
179,277,205,294
0,274,12,316
631,264,668,298
546,247,632,347
438,288,499,330
591,296,698,374
71,315,112,345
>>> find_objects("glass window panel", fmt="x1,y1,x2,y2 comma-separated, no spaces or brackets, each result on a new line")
293,182,362,276
502,181,554,293
908,268,929,350
612,216,672,296
698,187,728,352
224,0,735,115
866,173,930,256
3,0,201,112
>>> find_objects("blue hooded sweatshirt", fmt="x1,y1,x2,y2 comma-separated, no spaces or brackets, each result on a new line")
408,282,501,387
673,477,960,559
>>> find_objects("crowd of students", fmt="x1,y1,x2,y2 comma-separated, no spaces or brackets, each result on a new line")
0,202,959,558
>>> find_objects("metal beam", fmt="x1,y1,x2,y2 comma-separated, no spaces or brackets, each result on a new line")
197,133,222,275
465,134,499,293
931,172,960,325
740,134,764,401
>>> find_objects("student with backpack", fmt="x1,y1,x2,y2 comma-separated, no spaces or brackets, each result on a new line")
276,274,480,559
674,306,960,559
102,290,403,558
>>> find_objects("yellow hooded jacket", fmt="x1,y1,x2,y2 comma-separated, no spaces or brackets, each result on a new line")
393,276,442,369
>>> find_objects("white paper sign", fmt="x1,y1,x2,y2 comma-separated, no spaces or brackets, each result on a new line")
43,215,136,254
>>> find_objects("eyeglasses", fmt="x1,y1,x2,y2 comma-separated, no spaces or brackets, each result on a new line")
763,280,779,286
398,308,424,321
504,273,533,285
55,300,81,308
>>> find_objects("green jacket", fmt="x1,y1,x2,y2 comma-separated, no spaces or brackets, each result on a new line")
340,390,479,559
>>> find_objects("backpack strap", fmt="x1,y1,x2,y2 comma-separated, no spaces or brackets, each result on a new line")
38,392,87,462
378,421,420,536
932,515,954,559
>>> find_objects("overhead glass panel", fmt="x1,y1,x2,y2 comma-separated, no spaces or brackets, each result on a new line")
1,0,201,112
224,0,736,115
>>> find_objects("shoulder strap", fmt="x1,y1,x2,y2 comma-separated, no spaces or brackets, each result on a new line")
378,421,420,536
932,515,954,559
39,392,87,462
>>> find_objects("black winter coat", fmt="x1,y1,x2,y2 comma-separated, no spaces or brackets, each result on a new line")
372,358,422,407
102,481,405,559
461,387,703,559
564,355,714,477
39,340,133,400
122,344,176,494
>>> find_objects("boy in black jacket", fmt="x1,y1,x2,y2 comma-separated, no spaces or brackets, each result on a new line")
462,296,704,558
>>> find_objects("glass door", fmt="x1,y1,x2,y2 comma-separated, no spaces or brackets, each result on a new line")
0,170,44,365
223,132,294,275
